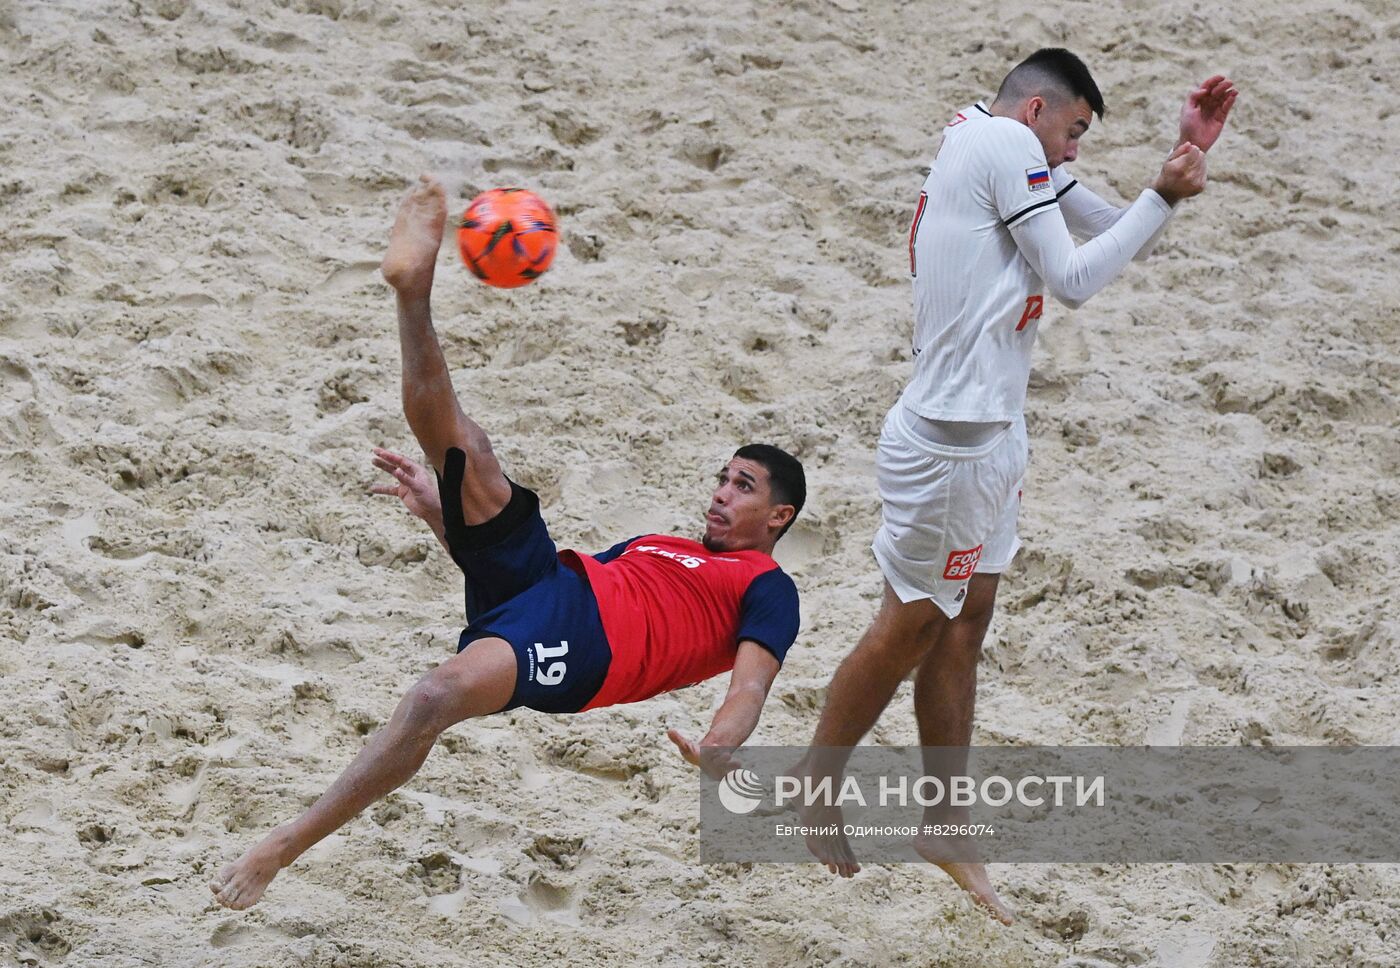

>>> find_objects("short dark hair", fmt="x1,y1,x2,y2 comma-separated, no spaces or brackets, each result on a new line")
997,48,1105,120
734,443,806,540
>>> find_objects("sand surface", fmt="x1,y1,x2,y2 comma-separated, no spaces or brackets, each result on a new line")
3,0,1399,965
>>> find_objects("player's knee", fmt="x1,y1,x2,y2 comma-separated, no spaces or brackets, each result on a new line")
461,424,495,459
429,413,498,471
941,603,995,660
944,629,986,661
457,439,512,518
863,621,938,674
402,672,463,733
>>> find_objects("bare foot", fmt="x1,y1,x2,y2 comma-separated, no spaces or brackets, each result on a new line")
912,836,1015,925
789,756,861,877
210,829,290,911
381,174,447,299
801,800,861,878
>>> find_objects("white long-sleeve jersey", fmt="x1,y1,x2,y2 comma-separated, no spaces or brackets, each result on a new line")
902,103,1172,423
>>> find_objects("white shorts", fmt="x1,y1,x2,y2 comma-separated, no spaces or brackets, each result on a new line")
871,404,1028,618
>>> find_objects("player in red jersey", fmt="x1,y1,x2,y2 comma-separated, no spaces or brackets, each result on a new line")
212,175,805,911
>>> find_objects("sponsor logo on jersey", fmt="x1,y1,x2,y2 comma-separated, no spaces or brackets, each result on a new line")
943,545,983,581
630,544,707,569
1016,294,1043,332
1025,167,1051,191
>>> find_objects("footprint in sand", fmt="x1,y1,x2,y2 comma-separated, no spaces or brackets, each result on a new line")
316,363,379,414
268,629,363,672
617,316,667,344
524,833,586,870
523,874,573,913
77,823,115,848
542,110,601,148
496,874,577,927
407,850,463,896
1133,513,1199,552
543,736,649,782
675,134,730,172
1,908,71,963
0,357,33,404
776,682,825,715
209,921,254,949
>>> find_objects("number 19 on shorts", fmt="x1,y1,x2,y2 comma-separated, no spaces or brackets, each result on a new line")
533,640,569,686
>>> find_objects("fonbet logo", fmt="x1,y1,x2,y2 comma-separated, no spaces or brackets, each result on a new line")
718,769,767,815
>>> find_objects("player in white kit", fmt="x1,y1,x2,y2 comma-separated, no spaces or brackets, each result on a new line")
799,50,1237,922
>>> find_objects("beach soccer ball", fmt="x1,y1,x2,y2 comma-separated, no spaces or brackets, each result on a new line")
456,188,558,288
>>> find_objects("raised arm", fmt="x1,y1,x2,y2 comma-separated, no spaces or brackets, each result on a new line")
667,641,780,779
1054,75,1234,254
1011,142,1206,309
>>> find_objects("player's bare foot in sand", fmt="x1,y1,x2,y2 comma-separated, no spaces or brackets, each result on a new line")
912,834,1015,925
790,756,861,877
210,826,293,911
381,174,447,298
801,801,860,878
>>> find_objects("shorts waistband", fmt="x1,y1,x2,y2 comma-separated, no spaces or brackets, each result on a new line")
888,404,1010,461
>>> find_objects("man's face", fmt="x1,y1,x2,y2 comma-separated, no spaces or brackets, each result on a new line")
1028,95,1093,168
702,457,790,552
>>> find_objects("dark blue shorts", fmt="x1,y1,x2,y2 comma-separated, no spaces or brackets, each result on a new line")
437,448,610,714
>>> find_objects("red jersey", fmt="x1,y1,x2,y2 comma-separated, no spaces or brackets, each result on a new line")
559,535,800,710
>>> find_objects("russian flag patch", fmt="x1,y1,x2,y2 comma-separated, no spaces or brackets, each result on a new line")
1025,167,1051,191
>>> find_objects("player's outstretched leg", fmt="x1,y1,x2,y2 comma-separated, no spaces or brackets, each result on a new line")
380,174,511,525
210,637,516,910
909,573,1014,925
